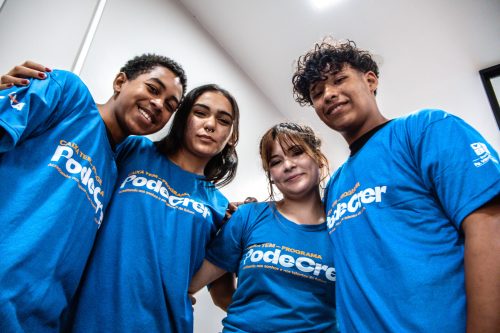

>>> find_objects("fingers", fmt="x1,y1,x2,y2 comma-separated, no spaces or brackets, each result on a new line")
244,197,258,203
188,293,197,305
0,61,52,89
0,74,31,89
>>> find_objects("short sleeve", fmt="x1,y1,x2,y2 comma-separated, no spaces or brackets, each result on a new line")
205,205,250,273
0,76,63,152
411,112,500,227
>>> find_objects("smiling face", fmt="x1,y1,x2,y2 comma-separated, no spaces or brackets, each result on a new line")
113,66,183,139
182,91,235,164
309,64,380,144
268,140,321,200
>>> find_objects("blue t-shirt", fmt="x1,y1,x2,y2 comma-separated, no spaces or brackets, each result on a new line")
324,109,500,332
69,136,229,333
207,202,337,333
0,70,117,332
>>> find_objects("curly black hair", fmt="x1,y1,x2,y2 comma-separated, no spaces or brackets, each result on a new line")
120,53,187,97
156,84,239,188
292,39,379,106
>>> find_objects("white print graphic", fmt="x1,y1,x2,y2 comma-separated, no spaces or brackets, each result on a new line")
242,243,335,282
5,92,26,111
471,142,498,167
119,173,211,218
49,141,105,225
327,183,387,231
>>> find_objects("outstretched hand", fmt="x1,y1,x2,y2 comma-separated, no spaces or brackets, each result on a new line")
0,61,51,90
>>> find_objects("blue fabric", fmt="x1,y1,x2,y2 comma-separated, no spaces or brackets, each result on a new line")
207,202,337,333
324,109,500,333
0,70,117,333
70,136,229,333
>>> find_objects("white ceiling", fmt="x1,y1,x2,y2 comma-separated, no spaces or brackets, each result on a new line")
177,0,500,167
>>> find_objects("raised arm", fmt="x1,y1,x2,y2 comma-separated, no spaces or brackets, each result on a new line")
0,61,50,90
462,195,500,333
208,272,236,311
189,259,227,296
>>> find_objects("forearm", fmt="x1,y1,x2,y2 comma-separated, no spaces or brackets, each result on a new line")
463,197,500,333
209,272,236,311
189,259,227,294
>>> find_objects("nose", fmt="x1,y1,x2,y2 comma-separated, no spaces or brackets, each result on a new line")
323,83,338,104
283,157,296,171
150,98,163,113
204,115,216,132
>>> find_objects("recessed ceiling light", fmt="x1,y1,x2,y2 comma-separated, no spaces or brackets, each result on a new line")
310,0,343,10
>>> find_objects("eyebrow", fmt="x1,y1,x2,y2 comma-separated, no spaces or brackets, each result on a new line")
150,77,180,104
193,103,234,119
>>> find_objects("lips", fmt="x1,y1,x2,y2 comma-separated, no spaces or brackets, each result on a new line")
285,173,303,182
325,101,348,116
197,134,216,143
138,106,156,124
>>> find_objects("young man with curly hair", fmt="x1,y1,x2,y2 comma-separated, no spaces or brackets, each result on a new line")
0,54,186,332
292,39,500,333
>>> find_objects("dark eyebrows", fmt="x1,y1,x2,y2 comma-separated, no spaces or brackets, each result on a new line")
193,103,234,120
150,77,180,104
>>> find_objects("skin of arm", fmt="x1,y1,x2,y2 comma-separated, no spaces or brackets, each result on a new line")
208,272,236,311
189,259,227,296
462,195,500,333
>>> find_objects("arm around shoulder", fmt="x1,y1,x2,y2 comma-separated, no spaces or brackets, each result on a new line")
462,195,500,333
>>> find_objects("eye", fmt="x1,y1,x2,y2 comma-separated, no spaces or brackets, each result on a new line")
269,159,281,167
290,147,304,156
217,116,232,126
334,76,346,85
192,108,208,117
147,84,159,95
165,102,177,113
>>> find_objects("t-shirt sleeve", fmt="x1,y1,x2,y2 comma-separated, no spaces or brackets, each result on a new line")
205,205,250,273
411,112,500,228
0,75,65,152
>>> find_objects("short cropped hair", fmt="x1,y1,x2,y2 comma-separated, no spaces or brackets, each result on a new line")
120,53,187,96
292,39,379,106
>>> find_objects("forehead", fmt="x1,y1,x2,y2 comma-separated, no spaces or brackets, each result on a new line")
194,91,233,115
136,66,183,94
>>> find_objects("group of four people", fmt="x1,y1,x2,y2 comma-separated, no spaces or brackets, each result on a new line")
0,39,499,333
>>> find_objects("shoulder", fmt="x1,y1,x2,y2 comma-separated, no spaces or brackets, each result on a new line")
116,135,155,160
397,109,459,131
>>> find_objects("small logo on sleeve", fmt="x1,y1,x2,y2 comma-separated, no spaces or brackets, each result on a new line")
471,142,498,167
7,92,26,111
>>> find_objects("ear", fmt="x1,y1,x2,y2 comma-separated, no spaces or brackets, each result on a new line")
364,71,378,94
113,72,128,93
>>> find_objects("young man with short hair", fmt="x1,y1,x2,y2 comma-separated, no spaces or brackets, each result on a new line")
293,39,500,333
0,54,186,332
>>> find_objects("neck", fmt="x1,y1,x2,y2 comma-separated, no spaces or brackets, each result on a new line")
98,100,126,145
277,189,325,225
343,108,388,145
168,147,209,175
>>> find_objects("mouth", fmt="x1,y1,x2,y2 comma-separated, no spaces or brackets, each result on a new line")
285,173,303,182
325,101,348,116
197,134,216,143
138,106,156,124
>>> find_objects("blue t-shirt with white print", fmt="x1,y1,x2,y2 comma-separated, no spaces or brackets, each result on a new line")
69,136,229,333
324,109,500,333
207,202,337,333
0,70,117,333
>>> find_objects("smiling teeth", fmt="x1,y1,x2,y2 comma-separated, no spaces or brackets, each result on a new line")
139,108,151,121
